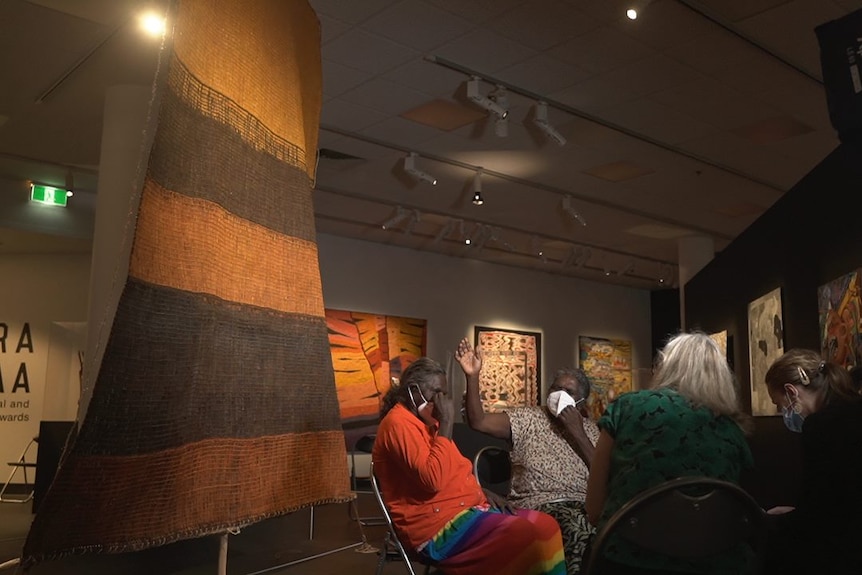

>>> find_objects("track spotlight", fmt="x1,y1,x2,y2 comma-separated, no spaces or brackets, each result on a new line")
433,218,456,245
472,170,485,205
617,260,636,276
381,206,409,230
530,235,543,257
534,101,566,146
493,86,509,137
467,77,509,119
404,152,437,185
403,209,422,236
561,195,587,226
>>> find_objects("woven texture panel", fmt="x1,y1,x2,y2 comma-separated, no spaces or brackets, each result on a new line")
23,0,349,565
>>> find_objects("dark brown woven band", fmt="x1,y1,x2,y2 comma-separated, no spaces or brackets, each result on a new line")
75,277,340,455
24,433,352,562
146,61,317,241
130,179,324,316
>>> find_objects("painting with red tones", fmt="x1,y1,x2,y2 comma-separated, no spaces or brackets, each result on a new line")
818,270,862,368
325,309,427,449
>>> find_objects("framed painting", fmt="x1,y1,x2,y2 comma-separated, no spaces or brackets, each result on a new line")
578,336,632,420
748,287,784,416
473,326,541,413
818,269,862,368
325,309,427,449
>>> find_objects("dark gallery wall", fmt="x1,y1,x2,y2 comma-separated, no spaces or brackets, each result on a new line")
676,141,862,507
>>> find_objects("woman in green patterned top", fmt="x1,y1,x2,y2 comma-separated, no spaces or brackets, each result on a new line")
584,331,754,574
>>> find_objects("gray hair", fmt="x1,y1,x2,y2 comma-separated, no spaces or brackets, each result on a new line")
553,367,591,399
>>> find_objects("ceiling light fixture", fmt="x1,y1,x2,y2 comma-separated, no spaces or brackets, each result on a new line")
403,209,422,235
626,8,638,20
534,101,566,146
617,259,636,276
381,206,409,230
404,152,437,185
467,76,509,119
139,11,167,37
65,169,74,197
472,169,485,205
433,218,456,244
561,195,587,226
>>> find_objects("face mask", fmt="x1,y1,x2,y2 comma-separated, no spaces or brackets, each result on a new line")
782,391,804,433
409,385,430,415
547,390,584,417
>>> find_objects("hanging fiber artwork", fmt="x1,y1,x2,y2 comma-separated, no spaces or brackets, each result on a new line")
23,0,351,565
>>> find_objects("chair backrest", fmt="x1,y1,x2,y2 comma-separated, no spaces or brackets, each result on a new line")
472,445,512,498
585,476,765,575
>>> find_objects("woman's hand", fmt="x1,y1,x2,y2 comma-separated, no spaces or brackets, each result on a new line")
482,488,515,515
455,338,482,378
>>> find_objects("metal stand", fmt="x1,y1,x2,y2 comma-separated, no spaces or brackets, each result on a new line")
234,499,370,575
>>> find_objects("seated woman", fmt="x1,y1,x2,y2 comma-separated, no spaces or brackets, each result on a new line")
762,349,862,575
457,338,598,575
585,331,754,575
372,356,566,575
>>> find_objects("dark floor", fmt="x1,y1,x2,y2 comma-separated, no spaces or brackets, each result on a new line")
0,486,424,575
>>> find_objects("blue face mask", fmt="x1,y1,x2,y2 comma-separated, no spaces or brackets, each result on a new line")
782,391,804,433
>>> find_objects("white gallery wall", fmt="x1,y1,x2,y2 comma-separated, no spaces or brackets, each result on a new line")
0,235,654,478
317,234,653,399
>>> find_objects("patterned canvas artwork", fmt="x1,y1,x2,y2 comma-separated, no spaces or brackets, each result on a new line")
578,336,633,421
710,330,728,359
748,287,784,416
326,309,427,449
474,327,541,413
818,269,862,368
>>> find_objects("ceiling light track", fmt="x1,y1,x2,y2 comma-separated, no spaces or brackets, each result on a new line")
425,55,786,194
314,183,675,267
317,211,665,284
319,124,732,241
673,0,822,85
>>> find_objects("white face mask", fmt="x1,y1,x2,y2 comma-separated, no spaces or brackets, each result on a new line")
546,389,584,417
409,385,431,414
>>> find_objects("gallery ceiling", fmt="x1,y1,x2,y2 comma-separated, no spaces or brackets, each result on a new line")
0,0,858,289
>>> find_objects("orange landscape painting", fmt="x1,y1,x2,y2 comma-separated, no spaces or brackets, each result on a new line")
325,309,427,447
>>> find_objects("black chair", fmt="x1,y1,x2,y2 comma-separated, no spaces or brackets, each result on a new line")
472,445,511,498
584,476,766,575
369,461,433,575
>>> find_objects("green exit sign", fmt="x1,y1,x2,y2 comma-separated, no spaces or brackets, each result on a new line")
30,184,68,207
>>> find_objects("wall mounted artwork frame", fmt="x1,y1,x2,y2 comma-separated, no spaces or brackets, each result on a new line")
747,287,784,416
325,309,427,449
578,336,633,420
818,269,862,368
473,326,541,413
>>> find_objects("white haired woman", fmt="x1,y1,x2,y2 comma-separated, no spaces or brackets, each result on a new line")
585,331,754,575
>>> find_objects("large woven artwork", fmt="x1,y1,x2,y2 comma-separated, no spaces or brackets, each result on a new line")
22,1,351,565
748,287,784,416
473,326,541,413
818,269,862,368
579,336,632,421
325,309,427,449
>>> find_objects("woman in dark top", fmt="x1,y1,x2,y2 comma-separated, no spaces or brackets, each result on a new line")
763,349,862,575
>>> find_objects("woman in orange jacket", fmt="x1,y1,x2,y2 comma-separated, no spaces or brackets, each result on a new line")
372,356,565,575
